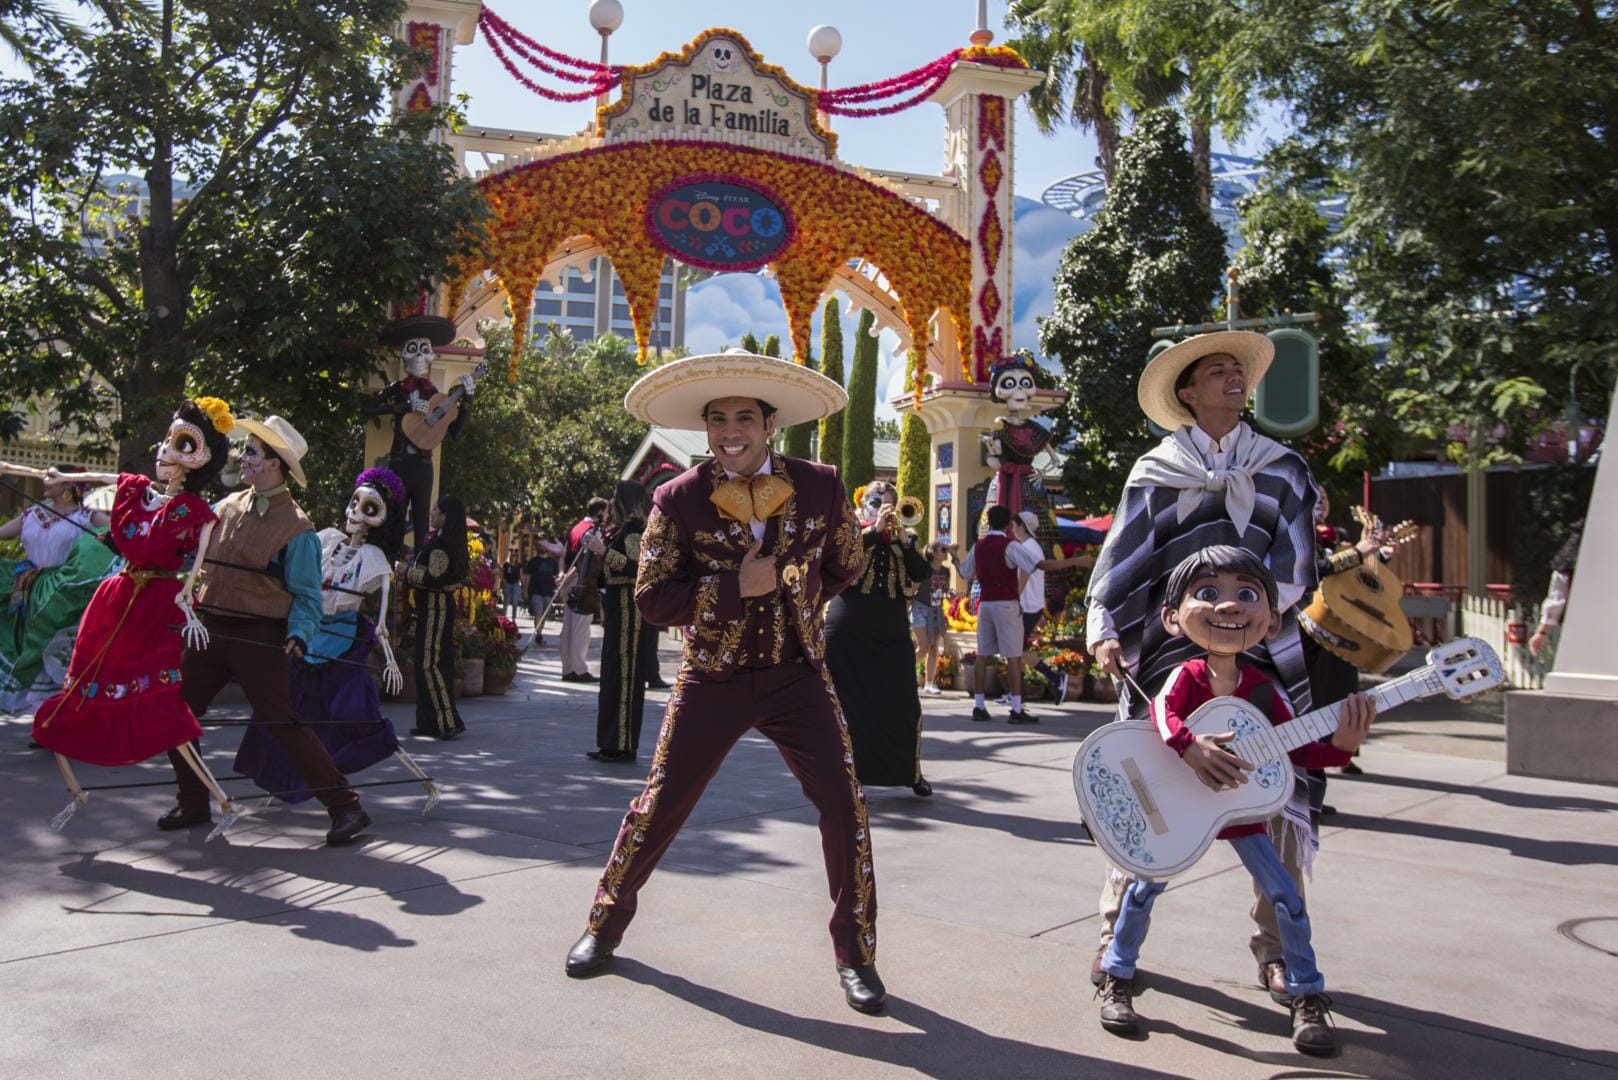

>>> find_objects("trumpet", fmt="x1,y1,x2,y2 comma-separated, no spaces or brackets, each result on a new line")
896,495,925,528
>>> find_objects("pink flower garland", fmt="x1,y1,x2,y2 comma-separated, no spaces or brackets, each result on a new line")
482,8,615,79
479,8,621,102
818,48,1030,117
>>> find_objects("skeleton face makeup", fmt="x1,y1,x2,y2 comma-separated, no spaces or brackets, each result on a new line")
346,485,388,538
155,418,212,479
400,337,433,378
237,435,277,484
993,369,1036,411
861,487,895,517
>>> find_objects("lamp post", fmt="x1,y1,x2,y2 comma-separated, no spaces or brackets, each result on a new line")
971,0,993,46
589,0,623,108
807,24,841,125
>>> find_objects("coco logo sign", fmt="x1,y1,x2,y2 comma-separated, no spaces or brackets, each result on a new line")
646,176,793,271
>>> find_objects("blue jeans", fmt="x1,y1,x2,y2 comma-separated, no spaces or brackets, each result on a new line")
502,582,521,618
1100,831,1325,996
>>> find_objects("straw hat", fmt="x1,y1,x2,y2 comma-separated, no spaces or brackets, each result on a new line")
234,415,309,487
1137,331,1274,431
624,349,848,431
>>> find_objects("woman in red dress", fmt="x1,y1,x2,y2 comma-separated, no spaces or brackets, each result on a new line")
32,398,238,826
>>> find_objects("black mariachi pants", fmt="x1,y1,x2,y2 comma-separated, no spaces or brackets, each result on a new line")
413,587,463,738
595,584,647,753
389,451,434,548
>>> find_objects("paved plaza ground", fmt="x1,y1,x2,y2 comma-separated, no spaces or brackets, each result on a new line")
3,619,1615,1079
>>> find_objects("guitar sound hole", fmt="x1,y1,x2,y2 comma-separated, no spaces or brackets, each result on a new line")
1356,569,1382,592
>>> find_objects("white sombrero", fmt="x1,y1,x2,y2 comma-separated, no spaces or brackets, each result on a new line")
624,349,848,431
233,415,309,487
1137,331,1275,431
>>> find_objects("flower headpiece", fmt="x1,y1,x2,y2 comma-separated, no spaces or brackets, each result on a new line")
354,466,407,506
191,396,235,435
987,354,1040,388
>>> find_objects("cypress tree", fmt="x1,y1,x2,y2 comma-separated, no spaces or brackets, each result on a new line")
740,331,761,354
841,308,878,490
897,349,931,543
817,299,845,469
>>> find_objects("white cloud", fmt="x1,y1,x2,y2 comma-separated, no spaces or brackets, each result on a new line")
683,273,791,354
1010,196,1085,360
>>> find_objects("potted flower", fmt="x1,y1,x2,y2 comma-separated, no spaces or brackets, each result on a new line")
934,652,957,690
1047,649,1088,701
1087,659,1119,703
960,651,998,698
456,625,487,696
1022,666,1049,701
483,636,520,694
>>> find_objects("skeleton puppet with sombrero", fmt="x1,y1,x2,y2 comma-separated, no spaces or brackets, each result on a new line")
360,314,476,545
568,349,889,1016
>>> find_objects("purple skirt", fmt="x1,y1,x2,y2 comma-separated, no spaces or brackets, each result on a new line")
234,613,400,803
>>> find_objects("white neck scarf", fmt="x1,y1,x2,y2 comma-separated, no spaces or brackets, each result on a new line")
1126,424,1290,535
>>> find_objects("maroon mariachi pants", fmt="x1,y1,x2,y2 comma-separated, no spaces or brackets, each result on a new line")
587,661,877,968
168,615,360,814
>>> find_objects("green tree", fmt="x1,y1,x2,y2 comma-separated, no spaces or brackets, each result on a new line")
771,332,818,459
1007,0,1256,202
440,326,648,536
1040,109,1227,512
817,298,845,468
896,350,931,543
0,0,488,472
841,309,878,490
1242,0,1617,468
739,332,761,354
1227,169,1402,509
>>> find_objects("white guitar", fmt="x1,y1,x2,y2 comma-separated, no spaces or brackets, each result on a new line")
1072,637,1503,881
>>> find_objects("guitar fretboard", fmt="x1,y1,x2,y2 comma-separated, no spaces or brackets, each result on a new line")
1272,667,1441,753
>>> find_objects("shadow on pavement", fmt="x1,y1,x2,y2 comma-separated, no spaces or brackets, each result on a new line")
1326,811,1618,866
1337,770,1618,813
1134,971,1618,1076
609,957,1186,1080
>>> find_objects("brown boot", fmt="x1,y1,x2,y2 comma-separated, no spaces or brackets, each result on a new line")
1096,973,1141,1035
1259,958,1290,1004
1290,993,1337,1055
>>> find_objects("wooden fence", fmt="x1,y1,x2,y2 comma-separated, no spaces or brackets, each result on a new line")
1458,593,1546,689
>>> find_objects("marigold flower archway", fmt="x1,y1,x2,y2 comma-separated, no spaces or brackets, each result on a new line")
449,140,973,387
444,25,1034,404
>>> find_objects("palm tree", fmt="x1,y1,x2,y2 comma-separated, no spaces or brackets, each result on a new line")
1005,0,1229,208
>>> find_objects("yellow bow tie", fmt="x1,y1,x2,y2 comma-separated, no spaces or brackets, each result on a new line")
711,473,794,523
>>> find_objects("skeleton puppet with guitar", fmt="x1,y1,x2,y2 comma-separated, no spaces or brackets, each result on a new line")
361,315,484,546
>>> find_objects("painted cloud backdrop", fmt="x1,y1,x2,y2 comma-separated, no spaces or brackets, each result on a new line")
682,196,1084,419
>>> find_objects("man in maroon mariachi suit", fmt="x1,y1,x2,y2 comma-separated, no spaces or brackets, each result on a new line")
562,350,887,1015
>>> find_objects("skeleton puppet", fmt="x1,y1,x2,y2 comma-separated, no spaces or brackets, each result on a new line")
33,399,242,836
360,315,476,546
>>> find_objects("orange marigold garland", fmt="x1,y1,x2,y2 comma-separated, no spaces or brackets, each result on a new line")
449,142,973,389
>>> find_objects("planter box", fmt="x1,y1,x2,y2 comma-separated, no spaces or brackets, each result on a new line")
483,666,516,695
460,658,485,696
1060,674,1087,702
1085,674,1119,703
